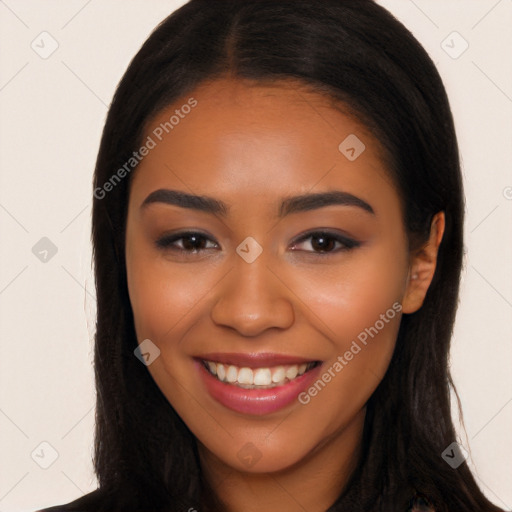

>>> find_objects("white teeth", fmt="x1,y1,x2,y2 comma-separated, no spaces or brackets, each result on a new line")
238,367,253,385
217,363,226,381
285,366,298,380
272,366,286,383
253,368,272,386
204,360,316,388
226,365,238,383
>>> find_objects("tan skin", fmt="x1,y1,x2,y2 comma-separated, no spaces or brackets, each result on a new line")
125,77,444,512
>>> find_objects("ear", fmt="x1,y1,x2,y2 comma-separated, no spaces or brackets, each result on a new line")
402,212,445,314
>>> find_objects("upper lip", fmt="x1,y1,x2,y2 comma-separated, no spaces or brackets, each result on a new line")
196,352,319,368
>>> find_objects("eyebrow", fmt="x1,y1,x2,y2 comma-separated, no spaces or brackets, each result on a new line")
141,188,375,217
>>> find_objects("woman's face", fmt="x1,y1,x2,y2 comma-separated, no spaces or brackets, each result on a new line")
125,78,421,474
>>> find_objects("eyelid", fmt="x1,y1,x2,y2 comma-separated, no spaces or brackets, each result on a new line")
289,230,361,253
155,229,361,256
155,230,218,250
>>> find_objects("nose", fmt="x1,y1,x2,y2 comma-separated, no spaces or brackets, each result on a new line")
210,255,295,337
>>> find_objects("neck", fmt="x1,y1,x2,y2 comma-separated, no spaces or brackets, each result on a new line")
198,408,366,512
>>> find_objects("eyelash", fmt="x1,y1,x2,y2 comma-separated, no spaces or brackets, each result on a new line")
155,230,361,257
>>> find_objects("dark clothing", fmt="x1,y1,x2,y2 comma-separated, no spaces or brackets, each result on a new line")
38,489,435,512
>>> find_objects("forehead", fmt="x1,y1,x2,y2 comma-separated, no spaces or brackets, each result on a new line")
130,77,397,215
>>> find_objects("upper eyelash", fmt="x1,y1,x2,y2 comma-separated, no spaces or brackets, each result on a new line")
155,231,217,251
291,231,360,252
155,230,360,255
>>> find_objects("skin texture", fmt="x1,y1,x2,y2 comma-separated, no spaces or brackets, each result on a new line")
125,77,444,512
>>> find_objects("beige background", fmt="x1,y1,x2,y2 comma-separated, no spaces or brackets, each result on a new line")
0,1,511,510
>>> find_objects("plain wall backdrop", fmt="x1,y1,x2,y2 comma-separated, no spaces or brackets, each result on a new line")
0,1,511,510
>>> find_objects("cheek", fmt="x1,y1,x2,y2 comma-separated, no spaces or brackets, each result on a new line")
295,315,400,446
286,244,407,347
126,254,209,407
284,243,406,412
296,266,401,378
126,242,218,344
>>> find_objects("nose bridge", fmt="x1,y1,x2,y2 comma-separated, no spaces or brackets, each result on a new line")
210,245,295,336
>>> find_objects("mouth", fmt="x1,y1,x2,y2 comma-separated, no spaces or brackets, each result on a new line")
195,353,324,415
201,359,320,389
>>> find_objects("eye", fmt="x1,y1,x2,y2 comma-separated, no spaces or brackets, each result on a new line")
290,230,360,255
154,230,360,257
155,231,219,253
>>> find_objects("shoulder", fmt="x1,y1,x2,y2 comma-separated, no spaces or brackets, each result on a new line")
35,489,103,512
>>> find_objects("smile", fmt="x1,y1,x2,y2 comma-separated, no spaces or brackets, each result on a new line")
196,352,324,415
202,360,319,389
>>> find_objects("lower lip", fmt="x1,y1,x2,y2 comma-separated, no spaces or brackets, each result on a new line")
195,360,323,415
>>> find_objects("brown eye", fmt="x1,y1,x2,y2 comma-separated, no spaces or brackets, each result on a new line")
290,231,360,254
155,232,218,253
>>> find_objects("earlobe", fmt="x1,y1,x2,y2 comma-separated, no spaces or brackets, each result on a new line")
402,212,445,314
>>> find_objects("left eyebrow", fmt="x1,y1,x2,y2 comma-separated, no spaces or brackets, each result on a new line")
140,188,375,217
278,190,374,217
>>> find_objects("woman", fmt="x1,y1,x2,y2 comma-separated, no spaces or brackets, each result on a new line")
39,0,505,511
